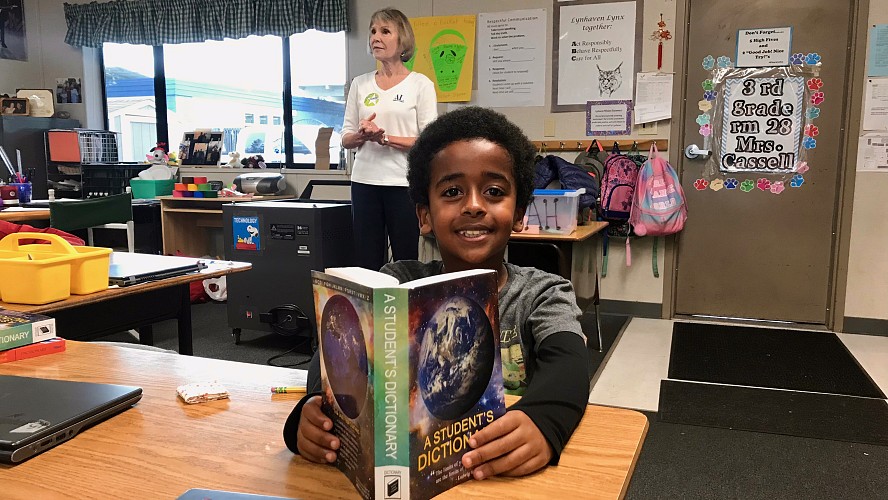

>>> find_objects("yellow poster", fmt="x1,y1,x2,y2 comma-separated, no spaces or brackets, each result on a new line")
408,15,476,102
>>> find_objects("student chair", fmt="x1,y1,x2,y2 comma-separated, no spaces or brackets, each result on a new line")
49,192,135,252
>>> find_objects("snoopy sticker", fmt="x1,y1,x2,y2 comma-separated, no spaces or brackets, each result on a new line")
233,216,261,251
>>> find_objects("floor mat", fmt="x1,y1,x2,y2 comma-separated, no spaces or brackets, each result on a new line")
658,380,888,446
669,322,885,398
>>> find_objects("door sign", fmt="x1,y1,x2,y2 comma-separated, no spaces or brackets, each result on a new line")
694,52,824,194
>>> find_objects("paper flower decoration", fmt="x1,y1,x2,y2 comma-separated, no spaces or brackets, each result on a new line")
770,181,785,195
805,52,822,65
702,79,714,91
702,55,715,70
796,161,809,174
740,179,755,192
790,174,805,188
709,178,725,191
807,78,823,91
790,53,805,65
811,92,825,105
696,113,711,125
757,178,771,191
806,107,821,120
724,178,739,190
694,178,709,190
698,100,712,112
803,136,817,149
717,56,733,68
704,90,717,101
699,124,712,136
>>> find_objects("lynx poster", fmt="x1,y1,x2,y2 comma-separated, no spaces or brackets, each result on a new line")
555,1,636,107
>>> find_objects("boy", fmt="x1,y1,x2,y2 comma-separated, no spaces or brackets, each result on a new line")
284,107,590,479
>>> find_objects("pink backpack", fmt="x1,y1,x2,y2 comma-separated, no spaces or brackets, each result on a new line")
629,144,687,237
626,145,687,276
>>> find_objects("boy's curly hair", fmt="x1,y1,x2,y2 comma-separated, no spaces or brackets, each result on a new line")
407,107,536,209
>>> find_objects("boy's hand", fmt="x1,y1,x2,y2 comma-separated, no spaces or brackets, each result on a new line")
461,410,552,479
296,396,340,464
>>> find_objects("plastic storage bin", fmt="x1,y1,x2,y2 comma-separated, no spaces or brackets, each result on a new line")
525,188,585,235
0,244,75,305
0,232,112,298
130,178,175,199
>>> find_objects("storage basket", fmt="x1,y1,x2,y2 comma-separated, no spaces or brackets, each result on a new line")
130,178,175,199
525,189,585,235
0,233,112,298
0,244,75,305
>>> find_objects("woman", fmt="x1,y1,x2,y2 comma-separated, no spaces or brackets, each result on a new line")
341,7,437,271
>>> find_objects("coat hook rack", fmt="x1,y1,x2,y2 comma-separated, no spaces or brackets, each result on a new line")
531,139,668,152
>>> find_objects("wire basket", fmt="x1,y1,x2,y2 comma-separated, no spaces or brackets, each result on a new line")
76,130,120,164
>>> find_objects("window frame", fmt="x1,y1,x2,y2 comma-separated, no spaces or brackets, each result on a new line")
100,36,343,169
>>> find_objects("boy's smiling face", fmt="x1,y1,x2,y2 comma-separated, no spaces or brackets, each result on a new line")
417,139,526,274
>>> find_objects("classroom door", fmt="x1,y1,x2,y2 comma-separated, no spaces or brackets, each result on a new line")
673,1,855,324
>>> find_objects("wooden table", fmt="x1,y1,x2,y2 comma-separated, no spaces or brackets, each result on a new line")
0,255,251,355
159,195,293,256
0,208,51,222
0,342,648,499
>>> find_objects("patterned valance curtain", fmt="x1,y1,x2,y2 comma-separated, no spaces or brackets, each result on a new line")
63,0,349,47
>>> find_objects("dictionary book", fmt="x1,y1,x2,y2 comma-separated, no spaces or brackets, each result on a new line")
0,309,57,352
311,267,505,500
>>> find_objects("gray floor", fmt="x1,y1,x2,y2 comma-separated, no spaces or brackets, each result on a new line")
102,303,888,499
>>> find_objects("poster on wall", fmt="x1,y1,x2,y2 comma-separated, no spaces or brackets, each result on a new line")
0,0,26,62
586,100,632,135
476,9,546,108
719,76,805,172
407,15,476,103
553,0,640,112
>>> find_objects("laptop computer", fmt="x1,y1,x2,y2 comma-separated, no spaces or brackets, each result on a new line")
109,252,206,286
0,375,142,464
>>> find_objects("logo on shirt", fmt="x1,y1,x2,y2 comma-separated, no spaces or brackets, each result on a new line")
393,94,405,103
364,93,380,106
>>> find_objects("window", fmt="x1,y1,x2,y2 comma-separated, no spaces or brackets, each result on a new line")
290,30,346,166
102,31,346,167
102,43,157,162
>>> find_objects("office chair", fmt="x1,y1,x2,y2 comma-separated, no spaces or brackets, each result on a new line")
49,192,135,252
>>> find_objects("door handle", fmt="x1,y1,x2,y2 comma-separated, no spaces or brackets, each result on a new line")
684,144,711,159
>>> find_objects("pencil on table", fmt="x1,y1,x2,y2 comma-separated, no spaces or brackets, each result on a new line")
271,386,306,394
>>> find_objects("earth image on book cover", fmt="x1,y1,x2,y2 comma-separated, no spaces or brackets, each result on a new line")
320,294,369,419
408,276,506,497
417,296,495,420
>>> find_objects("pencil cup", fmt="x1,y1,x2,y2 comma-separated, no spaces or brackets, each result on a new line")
10,182,31,203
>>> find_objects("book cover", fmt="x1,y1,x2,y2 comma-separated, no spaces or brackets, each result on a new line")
312,268,505,500
0,309,57,352
0,337,66,364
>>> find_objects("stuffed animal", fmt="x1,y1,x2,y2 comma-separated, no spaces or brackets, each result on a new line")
226,151,241,168
146,142,170,165
240,155,266,169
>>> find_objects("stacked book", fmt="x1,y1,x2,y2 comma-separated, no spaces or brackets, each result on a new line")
0,309,65,363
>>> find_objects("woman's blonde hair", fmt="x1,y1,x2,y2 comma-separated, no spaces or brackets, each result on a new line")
369,7,415,63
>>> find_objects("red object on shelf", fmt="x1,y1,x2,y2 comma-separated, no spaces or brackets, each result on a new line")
47,130,81,162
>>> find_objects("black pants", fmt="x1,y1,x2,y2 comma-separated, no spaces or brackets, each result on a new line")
351,181,419,271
